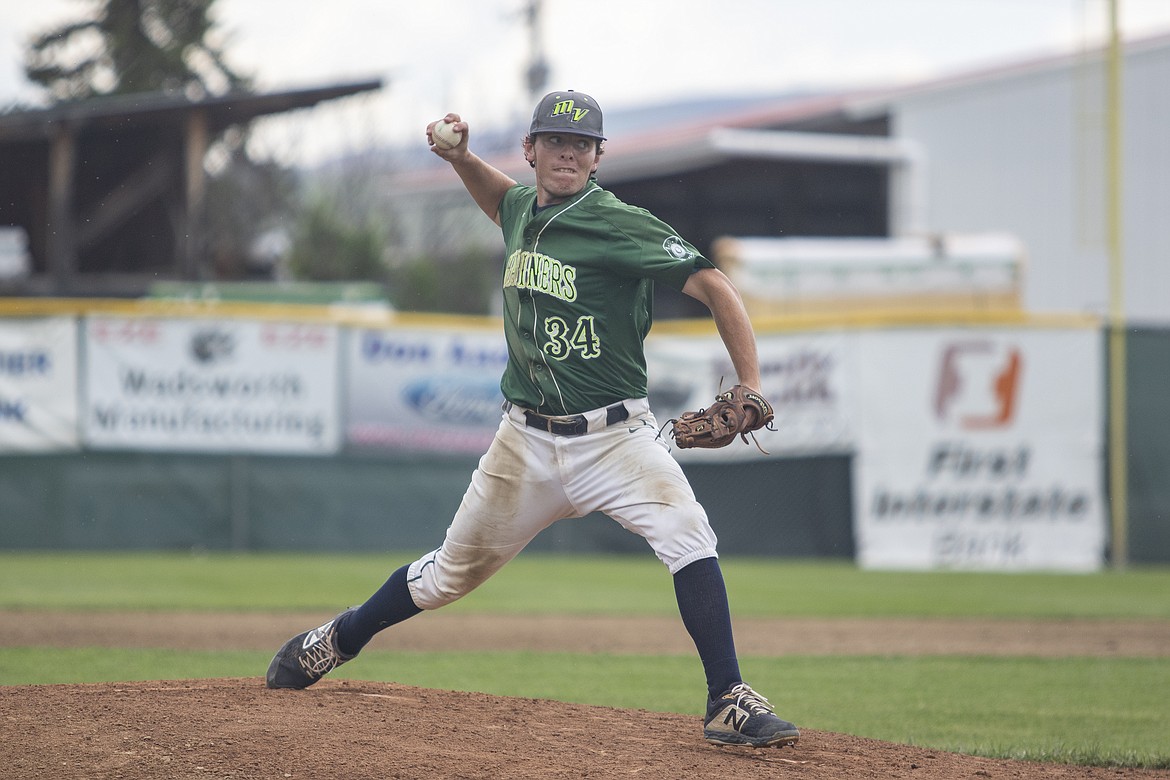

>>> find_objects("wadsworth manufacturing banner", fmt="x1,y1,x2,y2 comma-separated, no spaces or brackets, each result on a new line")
0,317,79,452
345,326,508,453
83,317,339,454
852,327,1105,571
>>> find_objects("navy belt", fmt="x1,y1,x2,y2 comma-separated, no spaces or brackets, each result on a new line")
523,403,629,436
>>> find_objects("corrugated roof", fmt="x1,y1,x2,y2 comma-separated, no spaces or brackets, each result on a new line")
844,28,1170,119
388,89,883,194
389,27,1170,196
0,79,383,141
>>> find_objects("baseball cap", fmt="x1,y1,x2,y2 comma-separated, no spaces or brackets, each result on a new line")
528,90,606,141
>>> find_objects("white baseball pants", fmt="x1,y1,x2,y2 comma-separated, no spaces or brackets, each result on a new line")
406,398,718,610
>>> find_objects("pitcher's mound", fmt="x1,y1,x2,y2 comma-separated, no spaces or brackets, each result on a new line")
2,678,1149,779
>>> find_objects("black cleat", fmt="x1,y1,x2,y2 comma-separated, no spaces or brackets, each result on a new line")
266,609,357,689
703,682,800,748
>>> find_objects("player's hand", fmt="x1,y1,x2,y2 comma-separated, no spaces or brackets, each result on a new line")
427,113,469,160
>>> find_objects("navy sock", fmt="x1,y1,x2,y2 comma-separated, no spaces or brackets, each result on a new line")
335,564,422,657
673,557,742,700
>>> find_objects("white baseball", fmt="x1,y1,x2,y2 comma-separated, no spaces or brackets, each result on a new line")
431,119,462,150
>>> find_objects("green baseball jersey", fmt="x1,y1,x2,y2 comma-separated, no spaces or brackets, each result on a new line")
497,179,713,415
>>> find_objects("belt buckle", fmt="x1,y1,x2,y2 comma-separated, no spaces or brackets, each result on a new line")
548,415,586,436
524,409,582,436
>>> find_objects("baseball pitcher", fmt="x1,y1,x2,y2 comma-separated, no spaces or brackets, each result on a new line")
266,90,797,749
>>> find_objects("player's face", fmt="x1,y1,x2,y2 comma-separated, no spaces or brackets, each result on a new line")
528,132,601,205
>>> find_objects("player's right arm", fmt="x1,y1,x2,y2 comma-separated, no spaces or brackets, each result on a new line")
427,114,516,226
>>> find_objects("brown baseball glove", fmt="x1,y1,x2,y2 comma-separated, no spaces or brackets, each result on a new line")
670,385,775,451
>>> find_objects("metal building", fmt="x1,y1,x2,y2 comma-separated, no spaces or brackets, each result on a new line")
389,32,1170,324
851,32,1170,324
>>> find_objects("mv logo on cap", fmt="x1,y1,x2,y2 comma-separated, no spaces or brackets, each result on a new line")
549,99,591,123
531,90,605,139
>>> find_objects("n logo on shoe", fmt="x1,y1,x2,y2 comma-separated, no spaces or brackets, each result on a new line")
722,705,749,731
303,619,335,650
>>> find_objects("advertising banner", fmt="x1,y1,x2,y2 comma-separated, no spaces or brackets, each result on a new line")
0,317,79,452
83,317,339,453
345,326,508,453
852,327,1105,571
645,330,854,461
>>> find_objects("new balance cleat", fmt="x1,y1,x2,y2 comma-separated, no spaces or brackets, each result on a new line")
266,609,357,689
703,682,800,748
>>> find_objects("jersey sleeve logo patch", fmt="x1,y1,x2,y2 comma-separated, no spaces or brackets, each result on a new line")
663,236,695,261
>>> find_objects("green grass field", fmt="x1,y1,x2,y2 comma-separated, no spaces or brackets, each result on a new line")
2,552,1168,769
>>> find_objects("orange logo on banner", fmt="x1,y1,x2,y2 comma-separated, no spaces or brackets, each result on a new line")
934,342,1023,429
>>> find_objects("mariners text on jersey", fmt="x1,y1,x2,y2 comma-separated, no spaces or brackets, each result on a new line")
503,249,578,302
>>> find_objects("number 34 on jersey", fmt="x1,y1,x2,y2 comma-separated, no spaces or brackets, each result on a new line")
543,315,600,361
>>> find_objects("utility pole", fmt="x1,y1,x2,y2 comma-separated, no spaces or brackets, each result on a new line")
1105,0,1128,568
523,0,549,101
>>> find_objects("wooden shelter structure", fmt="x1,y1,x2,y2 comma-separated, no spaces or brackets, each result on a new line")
0,79,382,295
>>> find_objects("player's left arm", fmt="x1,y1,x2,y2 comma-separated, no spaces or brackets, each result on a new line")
681,267,762,392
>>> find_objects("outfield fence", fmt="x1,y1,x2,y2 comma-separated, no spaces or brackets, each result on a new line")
1,299,1166,565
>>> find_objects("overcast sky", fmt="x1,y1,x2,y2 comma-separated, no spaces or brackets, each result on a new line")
4,0,1170,166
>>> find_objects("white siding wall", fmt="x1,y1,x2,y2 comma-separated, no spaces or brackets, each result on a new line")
1123,44,1170,324
889,41,1170,323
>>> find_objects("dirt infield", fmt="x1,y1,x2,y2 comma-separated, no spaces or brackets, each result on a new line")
4,610,1170,779
7,610,1170,657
